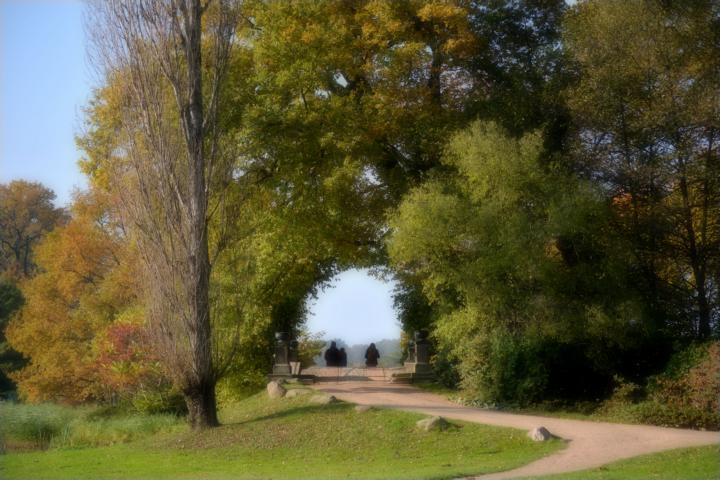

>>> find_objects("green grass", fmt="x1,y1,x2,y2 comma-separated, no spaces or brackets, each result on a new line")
0,387,562,479
527,445,720,480
0,402,184,451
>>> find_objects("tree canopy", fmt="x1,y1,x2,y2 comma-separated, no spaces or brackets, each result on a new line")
5,0,718,419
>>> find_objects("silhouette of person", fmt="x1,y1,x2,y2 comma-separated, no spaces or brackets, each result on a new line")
339,347,348,367
365,343,380,367
324,341,340,367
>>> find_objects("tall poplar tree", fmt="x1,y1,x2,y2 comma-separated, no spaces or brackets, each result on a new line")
88,0,239,428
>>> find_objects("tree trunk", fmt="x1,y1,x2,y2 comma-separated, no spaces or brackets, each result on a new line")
183,0,218,429
185,377,219,429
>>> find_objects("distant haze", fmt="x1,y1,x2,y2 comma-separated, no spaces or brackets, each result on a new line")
306,269,400,345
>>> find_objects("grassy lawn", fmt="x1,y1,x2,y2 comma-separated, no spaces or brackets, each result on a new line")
0,387,562,479
527,445,720,480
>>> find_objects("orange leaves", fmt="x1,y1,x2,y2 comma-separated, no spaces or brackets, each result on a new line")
6,189,142,403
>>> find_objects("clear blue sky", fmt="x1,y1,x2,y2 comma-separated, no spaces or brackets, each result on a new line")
0,1,400,344
0,0,89,207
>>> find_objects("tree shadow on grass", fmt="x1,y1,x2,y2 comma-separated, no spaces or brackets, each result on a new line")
224,402,352,427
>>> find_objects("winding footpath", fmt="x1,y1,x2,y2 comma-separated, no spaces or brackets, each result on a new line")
312,381,719,479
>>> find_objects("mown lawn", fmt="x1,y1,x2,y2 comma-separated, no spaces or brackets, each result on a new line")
528,445,720,480
0,387,562,479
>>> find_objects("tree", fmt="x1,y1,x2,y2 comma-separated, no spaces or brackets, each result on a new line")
88,0,240,428
387,121,640,403
6,190,140,403
564,0,720,339
0,279,23,394
0,180,65,278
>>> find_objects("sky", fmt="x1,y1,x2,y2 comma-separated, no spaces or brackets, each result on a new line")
0,1,400,344
306,269,400,345
0,0,89,207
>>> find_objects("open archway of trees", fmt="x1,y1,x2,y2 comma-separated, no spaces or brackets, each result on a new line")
5,1,718,430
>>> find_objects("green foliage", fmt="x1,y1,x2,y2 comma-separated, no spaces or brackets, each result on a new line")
130,389,187,417
388,121,636,404
564,0,720,339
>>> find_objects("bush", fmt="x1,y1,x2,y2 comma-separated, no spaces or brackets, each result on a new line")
596,399,720,430
594,343,720,430
649,342,720,415
130,388,187,416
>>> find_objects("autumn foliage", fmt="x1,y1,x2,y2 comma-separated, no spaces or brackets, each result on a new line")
5,191,152,403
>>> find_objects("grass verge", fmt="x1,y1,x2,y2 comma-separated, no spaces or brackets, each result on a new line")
0,387,562,479
0,402,184,451
527,445,720,480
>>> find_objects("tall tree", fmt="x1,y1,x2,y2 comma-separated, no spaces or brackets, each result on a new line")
88,0,239,428
0,180,65,278
565,0,720,339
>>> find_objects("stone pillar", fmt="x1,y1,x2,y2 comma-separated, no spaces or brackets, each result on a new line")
402,330,433,380
272,332,291,376
413,330,432,374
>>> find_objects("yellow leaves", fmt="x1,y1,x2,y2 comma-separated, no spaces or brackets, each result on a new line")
417,3,466,25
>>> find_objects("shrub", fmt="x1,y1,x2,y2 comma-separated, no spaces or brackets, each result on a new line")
650,342,720,415
130,388,187,416
594,343,720,430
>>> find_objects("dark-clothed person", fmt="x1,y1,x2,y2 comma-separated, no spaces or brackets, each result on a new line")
339,348,348,367
365,343,380,367
324,341,340,367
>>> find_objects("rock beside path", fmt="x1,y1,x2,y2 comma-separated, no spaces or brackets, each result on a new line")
416,416,450,431
528,426,555,441
266,381,286,399
354,405,373,413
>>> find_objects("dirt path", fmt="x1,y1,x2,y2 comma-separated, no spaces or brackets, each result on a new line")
313,381,719,479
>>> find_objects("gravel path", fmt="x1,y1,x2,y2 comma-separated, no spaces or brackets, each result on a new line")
313,381,719,479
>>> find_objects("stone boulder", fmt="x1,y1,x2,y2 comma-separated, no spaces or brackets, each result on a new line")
528,426,554,441
416,416,450,432
354,405,373,413
266,381,287,399
309,394,338,405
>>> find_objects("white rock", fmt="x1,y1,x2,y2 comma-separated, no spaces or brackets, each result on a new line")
266,381,286,399
528,426,554,441
416,416,450,431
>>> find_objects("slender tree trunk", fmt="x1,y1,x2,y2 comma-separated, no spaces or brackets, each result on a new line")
182,0,217,429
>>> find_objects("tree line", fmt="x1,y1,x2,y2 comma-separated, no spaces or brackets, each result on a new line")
1,0,718,428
